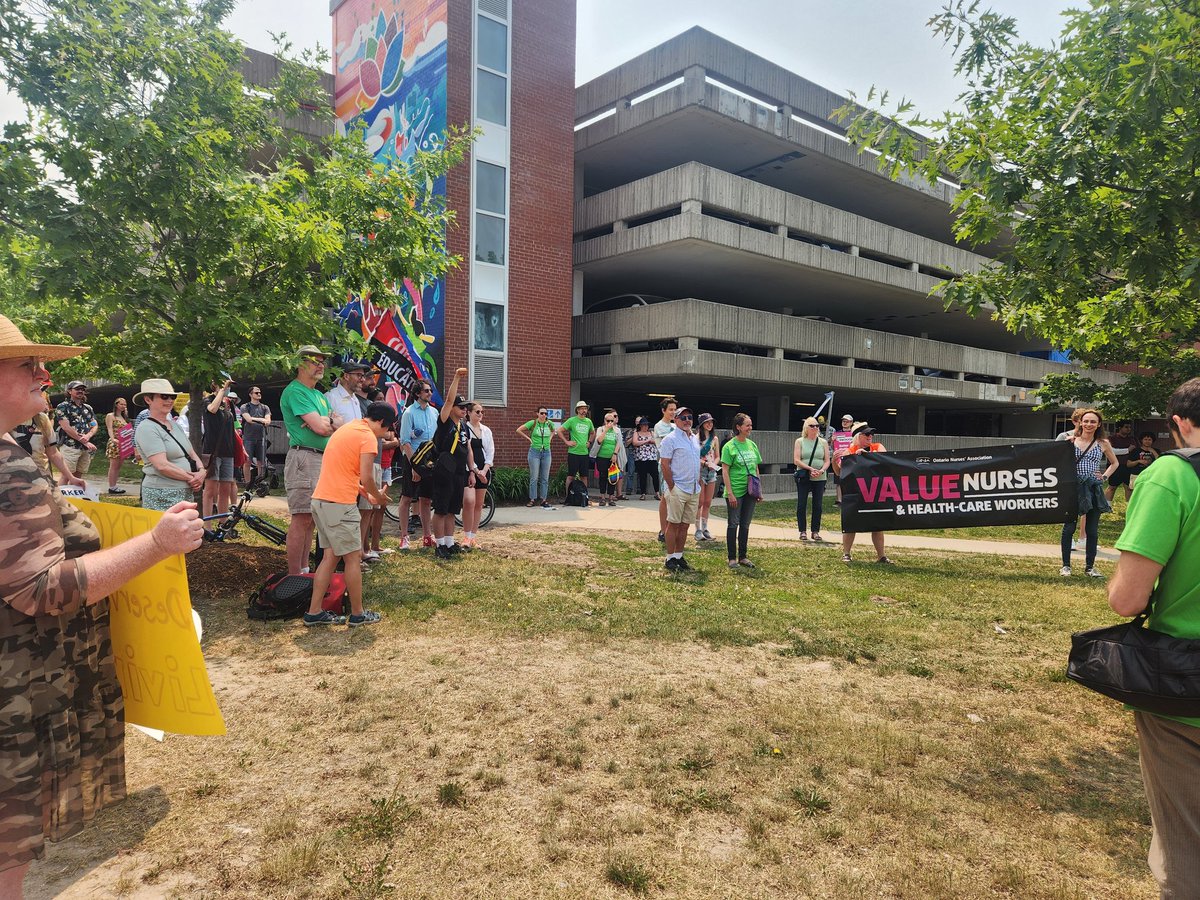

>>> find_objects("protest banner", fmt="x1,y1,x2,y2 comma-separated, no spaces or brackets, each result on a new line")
839,441,1078,532
67,499,226,736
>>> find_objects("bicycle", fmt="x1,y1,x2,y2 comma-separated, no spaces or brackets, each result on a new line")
383,484,495,530
202,473,288,545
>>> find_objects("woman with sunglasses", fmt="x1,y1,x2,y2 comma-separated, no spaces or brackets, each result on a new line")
103,397,131,495
793,417,830,541
721,412,762,568
517,407,554,507
591,411,625,506
695,413,721,541
132,379,206,511
462,402,494,548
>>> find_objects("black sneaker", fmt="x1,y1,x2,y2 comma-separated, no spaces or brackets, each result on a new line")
676,557,691,571
303,610,347,627
447,543,463,555
664,557,679,572
434,545,450,561
107,487,127,495
657,532,665,543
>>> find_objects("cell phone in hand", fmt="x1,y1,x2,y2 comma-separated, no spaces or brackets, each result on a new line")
220,370,233,384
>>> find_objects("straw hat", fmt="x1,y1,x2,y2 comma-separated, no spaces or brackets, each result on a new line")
133,378,179,406
0,314,88,361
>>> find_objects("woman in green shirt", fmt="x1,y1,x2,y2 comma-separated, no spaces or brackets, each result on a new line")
591,411,623,506
721,413,762,569
517,407,555,507
793,417,830,541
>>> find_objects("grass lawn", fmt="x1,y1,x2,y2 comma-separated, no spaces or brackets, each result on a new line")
29,525,1156,899
720,492,1130,546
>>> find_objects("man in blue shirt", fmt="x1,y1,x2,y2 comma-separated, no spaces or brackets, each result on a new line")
659,406,701,572
398,379,438,550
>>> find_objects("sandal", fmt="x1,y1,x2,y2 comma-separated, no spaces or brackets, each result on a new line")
842,553,852,563
876,556,895,565
525,500,536,507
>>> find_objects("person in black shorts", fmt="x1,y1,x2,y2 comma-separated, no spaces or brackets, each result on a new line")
431,367,471,559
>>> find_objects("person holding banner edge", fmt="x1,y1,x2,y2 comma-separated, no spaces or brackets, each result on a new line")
837,423,894,564
0,317,205,897
1060,409,1119,578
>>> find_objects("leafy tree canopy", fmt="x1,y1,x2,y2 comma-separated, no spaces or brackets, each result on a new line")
0,0,470,390
836,0,1200,417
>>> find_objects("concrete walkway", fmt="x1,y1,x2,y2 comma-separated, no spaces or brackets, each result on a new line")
91,478,1117,563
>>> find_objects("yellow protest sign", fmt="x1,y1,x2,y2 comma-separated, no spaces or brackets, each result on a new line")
173,392,190,414
68,499,226,736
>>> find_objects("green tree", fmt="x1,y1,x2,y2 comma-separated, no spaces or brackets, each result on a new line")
0,0,469,405
836,0,1200,417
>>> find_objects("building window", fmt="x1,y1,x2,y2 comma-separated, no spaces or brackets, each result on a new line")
474,303,505,352
476,161,506,215
475,213,505,265
477,17,508,73
476,69,507,126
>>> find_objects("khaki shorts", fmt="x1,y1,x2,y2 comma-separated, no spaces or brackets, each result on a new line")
358,464,385,510
284,448,323,515
60,446,92,477
311,498,362,557
666,485,700,525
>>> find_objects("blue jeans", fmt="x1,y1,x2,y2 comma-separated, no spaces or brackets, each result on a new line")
528,447,551,501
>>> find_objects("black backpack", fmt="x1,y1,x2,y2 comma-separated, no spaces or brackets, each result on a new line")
565,479,590,507
248,572,350,621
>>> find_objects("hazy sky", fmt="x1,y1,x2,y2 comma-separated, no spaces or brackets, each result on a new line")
2,0,1071,128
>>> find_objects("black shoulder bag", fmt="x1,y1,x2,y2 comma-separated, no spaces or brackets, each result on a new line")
150,418,200,473
1065,448,1200,716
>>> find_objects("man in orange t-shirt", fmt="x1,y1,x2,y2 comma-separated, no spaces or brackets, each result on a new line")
837,422,895,565
304,402,396,627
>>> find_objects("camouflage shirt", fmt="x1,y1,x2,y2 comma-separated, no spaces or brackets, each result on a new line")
0,440,125,868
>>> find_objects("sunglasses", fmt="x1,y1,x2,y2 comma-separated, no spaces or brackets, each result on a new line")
157,394,177,401
537,411,547,416
676,414,693,421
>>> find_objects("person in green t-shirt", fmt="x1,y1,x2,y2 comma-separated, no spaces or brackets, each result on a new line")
556,400,595,502
517,406,555,506
1108,377,1200,897
592,410,622,506
279,346,335,574
720,412,762,568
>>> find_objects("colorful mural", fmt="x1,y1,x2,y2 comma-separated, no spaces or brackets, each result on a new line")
333,0,449,406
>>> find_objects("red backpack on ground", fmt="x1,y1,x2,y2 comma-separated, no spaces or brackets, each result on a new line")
247,572,350,621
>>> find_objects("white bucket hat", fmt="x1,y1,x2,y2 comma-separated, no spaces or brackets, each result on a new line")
133,378,179,406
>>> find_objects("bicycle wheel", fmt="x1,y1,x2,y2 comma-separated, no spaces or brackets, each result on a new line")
384,500,401,523
480,489,496,527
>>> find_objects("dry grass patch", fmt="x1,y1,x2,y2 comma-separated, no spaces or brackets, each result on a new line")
26,533,1156,899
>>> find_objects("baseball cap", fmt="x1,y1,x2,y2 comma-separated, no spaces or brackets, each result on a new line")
340,357,367,373
453,395,469,408
675,406,693,419
66,380,87,391
841,413,854,422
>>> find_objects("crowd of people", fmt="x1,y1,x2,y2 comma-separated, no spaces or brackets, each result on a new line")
5,308,1200,898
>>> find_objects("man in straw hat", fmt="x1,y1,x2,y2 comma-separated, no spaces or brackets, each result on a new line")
0,314,204,896
280,345,335,574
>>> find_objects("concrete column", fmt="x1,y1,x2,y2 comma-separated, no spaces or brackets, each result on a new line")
677,336,699,351
916,404,926,435
998,377,1008,387
571,381,582,413
757,395,790,431
681,199,702,215
910,261,920,273
776,104,793,138
844,357,856,368
683,65,706,104
906,365,916,376
572,270,584,317
610,343,624,355
770,347,784,360
957,372,967,381
850,245,860,257
775,224,787,237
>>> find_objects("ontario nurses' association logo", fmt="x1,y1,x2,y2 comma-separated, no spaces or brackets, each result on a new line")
914,456,932,466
